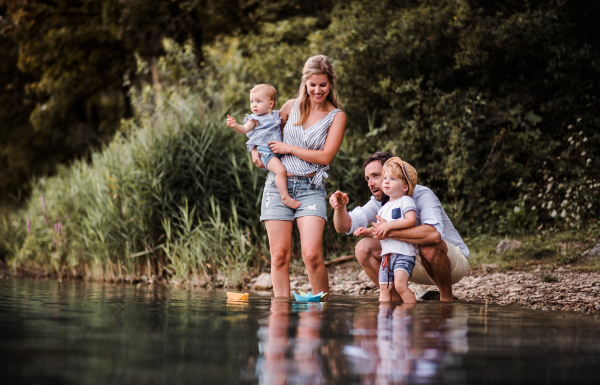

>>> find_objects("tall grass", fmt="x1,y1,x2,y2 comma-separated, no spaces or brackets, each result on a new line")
0,39,373,283
7,88,268,284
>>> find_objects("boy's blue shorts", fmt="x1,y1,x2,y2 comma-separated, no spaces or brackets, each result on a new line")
379,253,415,285
256,145,281,167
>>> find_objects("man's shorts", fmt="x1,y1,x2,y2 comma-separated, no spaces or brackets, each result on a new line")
409,240,469,285
378,253,415,285
256,145,281,168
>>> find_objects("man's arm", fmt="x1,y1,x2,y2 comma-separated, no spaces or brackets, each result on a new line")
373,216,441,245
329,191,352,233
372,211,416,239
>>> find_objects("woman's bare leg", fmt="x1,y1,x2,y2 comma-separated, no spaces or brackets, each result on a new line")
296,216,329,298
265,220,294,298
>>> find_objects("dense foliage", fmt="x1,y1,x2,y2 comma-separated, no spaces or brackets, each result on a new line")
0,0,334,203
204,0,600,234
1,0,599,280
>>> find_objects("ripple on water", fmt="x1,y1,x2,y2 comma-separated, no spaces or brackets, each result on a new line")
0,279,599,384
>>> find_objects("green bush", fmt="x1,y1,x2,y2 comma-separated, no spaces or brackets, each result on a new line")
9,85,267,281
199,0,600,234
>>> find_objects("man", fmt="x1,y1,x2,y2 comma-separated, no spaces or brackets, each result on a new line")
329,152,469,302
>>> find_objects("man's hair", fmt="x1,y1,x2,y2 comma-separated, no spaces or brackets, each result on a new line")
363,152,393,168
251,84,277,104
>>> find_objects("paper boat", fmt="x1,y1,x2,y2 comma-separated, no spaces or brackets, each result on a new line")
227,292,249,301
292,290,328,302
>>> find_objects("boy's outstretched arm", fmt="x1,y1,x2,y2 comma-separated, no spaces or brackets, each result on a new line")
227,114,256,134
373,211,416,239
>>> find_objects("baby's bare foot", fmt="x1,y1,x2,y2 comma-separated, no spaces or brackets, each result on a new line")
282,196,301,209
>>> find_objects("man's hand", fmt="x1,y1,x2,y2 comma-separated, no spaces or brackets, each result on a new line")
329,190,349,210
226,114,238,128
251,147,265,169
353,227,373,237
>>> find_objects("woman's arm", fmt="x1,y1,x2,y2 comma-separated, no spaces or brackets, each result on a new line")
279,99,295,131
269,111,347,165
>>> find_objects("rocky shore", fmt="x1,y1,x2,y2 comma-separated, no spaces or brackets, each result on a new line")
280,261,600,315
3,257,598,316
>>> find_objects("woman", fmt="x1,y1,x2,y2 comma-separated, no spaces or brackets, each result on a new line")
252,55,347,299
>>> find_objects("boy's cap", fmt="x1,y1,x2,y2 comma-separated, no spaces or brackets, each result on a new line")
384,157,418,197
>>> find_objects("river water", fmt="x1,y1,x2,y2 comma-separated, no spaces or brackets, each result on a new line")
1,279,599,384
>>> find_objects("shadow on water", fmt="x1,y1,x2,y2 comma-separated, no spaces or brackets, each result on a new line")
0,279,599,384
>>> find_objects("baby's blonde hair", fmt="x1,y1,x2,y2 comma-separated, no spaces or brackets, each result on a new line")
251,84,277,105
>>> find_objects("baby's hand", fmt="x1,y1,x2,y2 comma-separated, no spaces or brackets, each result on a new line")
226,115,237,128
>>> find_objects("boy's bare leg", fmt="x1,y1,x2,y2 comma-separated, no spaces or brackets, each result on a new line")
379,285,392,302
395,271,416,304
355,238,402,301
267,157,301,209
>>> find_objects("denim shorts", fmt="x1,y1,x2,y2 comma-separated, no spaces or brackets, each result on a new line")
260,172,327,222
256,145,281,168
379,253,415,284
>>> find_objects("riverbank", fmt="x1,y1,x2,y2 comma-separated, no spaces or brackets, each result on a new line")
321,261,600,315
5,259,597,316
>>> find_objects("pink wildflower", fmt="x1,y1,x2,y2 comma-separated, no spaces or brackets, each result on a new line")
27,218,31,235
41,195,47,210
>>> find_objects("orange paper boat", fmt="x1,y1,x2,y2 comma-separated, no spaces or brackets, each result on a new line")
227,292,249,301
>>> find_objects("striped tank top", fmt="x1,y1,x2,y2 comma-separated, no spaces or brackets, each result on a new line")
281,99,341,188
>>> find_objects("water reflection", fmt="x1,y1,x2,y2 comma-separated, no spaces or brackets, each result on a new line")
252,299,469,384
2,279,600,385
255,299,326,384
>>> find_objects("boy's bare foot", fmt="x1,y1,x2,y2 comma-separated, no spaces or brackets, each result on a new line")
282,196,301,209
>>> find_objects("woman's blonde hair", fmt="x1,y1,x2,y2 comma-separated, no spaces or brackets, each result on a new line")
295,55,342,126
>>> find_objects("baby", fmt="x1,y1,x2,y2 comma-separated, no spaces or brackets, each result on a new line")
227,84,301,209
354,157,418,303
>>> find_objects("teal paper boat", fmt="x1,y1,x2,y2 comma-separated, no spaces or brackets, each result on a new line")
293,290,328,302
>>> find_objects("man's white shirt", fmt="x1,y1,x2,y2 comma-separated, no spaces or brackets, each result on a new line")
347,185,470,258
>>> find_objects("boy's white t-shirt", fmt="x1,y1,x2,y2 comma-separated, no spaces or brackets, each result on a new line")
378,195,418,257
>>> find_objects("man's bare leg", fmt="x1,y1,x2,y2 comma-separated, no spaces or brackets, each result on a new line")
418,241,453,302
355,238,402,301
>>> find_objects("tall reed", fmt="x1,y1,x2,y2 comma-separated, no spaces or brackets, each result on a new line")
9,90,266,283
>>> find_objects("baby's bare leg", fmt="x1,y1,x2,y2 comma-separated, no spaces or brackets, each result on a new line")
267,157,301,209
395,271,416,304
379,285,393,302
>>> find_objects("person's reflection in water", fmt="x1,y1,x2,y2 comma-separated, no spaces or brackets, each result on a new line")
377,303,414,382
347,302,469,384
255,298,326,385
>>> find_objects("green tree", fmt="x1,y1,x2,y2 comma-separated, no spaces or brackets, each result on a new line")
0,0,335,204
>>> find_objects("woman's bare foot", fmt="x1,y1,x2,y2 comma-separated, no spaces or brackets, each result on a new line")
282,196,301,209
